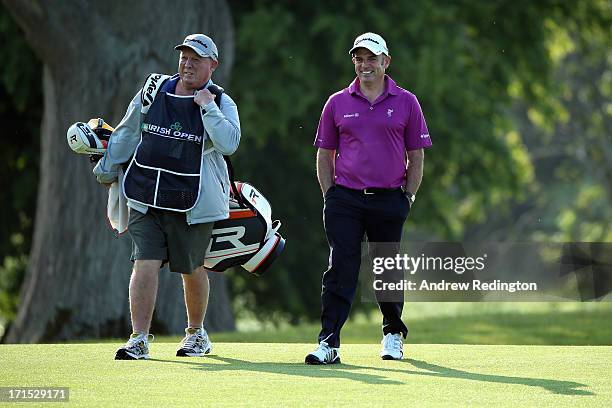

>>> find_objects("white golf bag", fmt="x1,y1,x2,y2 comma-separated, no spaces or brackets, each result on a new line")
205,182,285,276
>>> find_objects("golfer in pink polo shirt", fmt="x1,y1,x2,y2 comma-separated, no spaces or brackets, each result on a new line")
305,32,432,365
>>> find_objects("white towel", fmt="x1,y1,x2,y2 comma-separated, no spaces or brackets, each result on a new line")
106,168,129,235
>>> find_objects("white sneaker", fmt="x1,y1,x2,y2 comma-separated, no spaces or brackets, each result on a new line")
176,327,212,357
380,333,403,360
305,341,340,365
115,333,154,360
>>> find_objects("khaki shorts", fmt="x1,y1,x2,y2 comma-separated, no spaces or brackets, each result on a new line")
128,208,213,274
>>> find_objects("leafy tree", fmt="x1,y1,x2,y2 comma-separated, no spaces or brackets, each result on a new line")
470,9,612,243
0,6,41,327
224,0,610,322
1,0,609,333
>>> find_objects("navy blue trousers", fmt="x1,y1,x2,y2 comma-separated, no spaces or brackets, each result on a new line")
318,185,410,348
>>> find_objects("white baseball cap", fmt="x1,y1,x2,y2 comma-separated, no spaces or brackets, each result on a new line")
349,32,389,56
175,34,219,61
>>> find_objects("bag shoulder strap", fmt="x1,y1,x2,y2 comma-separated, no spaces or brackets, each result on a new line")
140,73,171,114
205,84,246,208
207,83,224,109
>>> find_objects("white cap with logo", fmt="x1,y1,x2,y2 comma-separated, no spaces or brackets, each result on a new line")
175,34,219,61
349,32,389,56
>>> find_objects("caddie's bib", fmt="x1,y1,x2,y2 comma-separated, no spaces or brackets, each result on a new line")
124,91,205,211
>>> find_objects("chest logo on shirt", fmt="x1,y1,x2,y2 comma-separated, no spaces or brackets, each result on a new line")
387,109,394,117
343,112,360,118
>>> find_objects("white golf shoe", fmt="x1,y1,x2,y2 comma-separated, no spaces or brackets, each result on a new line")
305,341,341,365
115,332,153,360
176,327,212,357
380,333,403,360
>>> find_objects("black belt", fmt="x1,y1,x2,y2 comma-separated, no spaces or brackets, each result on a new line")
336,185,402,195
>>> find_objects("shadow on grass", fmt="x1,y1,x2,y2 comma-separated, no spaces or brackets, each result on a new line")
150,356,403,385
404,359,594,396
150,356,593,395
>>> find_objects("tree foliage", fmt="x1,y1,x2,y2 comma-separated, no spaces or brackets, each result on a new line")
1,0,609,330
224,0,610,322
472,8,612,243
0,6,41,324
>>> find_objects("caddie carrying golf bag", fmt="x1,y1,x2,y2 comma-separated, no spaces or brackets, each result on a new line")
67,118,285,277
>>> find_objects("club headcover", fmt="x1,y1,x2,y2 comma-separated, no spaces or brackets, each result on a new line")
67,118,114,155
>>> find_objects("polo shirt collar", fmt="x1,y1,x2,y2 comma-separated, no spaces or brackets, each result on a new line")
348,75,400,98
386,76,400,95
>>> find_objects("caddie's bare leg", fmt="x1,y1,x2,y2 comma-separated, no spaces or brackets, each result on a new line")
182,266,210,328
129,260,161,333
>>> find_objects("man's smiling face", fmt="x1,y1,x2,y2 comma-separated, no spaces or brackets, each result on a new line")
352,48,390,85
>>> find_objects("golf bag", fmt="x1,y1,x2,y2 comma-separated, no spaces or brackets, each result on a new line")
205,182,285,276
67,119,285,276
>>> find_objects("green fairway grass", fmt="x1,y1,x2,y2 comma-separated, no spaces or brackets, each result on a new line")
1,343,610,407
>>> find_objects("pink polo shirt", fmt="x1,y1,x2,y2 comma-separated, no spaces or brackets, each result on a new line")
314,75,432,189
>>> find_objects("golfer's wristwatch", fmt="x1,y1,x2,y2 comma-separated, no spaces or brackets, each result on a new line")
404,191,415,205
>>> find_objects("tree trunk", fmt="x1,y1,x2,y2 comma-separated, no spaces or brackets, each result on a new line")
2,0,236,343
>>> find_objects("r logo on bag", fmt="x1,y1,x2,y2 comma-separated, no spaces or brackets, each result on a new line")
209,226,248,250
249,189,259,205
206,224,260,262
